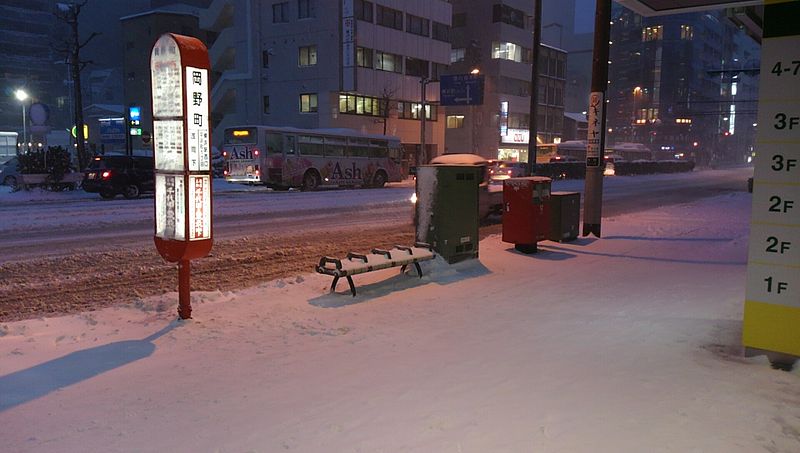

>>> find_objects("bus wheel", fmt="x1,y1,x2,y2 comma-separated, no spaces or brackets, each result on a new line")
372,171,387,188
301,170,320,191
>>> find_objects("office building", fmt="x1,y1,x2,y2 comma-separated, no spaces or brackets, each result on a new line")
445,0,566,163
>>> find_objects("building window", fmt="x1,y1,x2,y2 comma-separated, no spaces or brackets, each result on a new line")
397,102,436,121
405,57,429,78
492,41,525,62
446,115,464,128
126,41,134,50
338,93,387,117
298,0,314,19
432,21,449,42
298,45,317,66
406,14,429,37
356,47,373,68
492,4,525,29
300,93,318,113
452,13,466,28
262,50,270,68
680,25,693,40
263,96,270,114
375,51,402,73
376,5,403,30
641,25,662,42
273,2,289,23
450,48,465,63
354,0,373,22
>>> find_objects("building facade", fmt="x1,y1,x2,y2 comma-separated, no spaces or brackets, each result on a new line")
445,0,566,163
607,5,760,164
201,0,451,167
0,0,71,138
121,9,204,151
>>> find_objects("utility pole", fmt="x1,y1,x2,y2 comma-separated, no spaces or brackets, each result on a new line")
56,1,99,171
526,0,542,176
419,77,430,167
582,0,611,237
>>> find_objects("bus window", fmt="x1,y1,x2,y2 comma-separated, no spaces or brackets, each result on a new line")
224,127,257,145
324,137,346,157
264,132,283,155
298,135,324,156
369,140,388,158
349,138,370,157
286,135,296,155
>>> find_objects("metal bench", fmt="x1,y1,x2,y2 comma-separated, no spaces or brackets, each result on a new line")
316,242,436,296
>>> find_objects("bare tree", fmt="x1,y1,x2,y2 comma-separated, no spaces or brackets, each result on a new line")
375,86,397,136
55,1,99,171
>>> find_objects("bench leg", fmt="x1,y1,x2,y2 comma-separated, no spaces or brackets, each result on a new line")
400,264,407,273
346,275,356,297
330,276,339,293
414,262,423,278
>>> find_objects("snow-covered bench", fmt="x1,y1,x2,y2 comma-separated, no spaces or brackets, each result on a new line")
316,243,435,296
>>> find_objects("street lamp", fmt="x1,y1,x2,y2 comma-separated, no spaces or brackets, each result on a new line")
419,77,431,167
14,89,28,150
632,86,642,140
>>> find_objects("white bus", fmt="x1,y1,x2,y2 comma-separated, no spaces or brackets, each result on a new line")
222,126,404,190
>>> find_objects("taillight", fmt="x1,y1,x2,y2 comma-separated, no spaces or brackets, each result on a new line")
253,149,260,157
223,170,228,176
222,150,227,157
255,165,260,177
101,170,112,179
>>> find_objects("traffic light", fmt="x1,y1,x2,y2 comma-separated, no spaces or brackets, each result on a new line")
129,106,142,136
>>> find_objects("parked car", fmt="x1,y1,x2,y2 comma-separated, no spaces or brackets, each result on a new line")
488,160,528,181
0,157,20,189
82,155,154,199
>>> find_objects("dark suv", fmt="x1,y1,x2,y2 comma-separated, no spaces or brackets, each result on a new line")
83,155,154,199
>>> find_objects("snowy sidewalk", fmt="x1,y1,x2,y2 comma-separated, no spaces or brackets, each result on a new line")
1,192,799,453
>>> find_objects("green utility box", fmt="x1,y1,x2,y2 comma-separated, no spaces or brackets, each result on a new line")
548,191,580,242
415,165,481,263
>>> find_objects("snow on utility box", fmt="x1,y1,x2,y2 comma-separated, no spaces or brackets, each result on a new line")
415,165,480,264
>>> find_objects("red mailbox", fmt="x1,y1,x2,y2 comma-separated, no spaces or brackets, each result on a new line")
150,33,213,319
502,176,552,253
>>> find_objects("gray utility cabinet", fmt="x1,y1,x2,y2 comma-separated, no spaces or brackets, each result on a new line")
415,165,481,263
548,191,580,242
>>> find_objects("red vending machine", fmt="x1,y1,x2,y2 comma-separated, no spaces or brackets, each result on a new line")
502,176,552,253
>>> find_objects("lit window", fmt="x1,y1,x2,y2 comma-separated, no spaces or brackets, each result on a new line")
299,93,318,113
492,41,525,62
446,115,464,129
299,45,317,67
680,25,693,40
641,25,662,42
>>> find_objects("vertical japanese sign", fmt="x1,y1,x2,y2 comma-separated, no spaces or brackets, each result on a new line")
151,33,213,319
341,0,356,91
586,92,603,167
743,0,800,359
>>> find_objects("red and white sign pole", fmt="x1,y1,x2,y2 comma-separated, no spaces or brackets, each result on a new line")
150,33,213,319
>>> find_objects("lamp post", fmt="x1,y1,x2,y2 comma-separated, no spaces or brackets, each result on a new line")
14,89,28,151
632,86,642,141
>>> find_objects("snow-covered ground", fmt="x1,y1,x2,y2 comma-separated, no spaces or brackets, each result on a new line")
1,190,798,452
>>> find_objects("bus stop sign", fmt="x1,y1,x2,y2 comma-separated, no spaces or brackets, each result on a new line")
150,33,213,319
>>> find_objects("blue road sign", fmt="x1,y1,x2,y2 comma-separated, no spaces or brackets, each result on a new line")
440,74,485,106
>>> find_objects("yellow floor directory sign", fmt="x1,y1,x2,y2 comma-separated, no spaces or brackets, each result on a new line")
743,0,800,360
